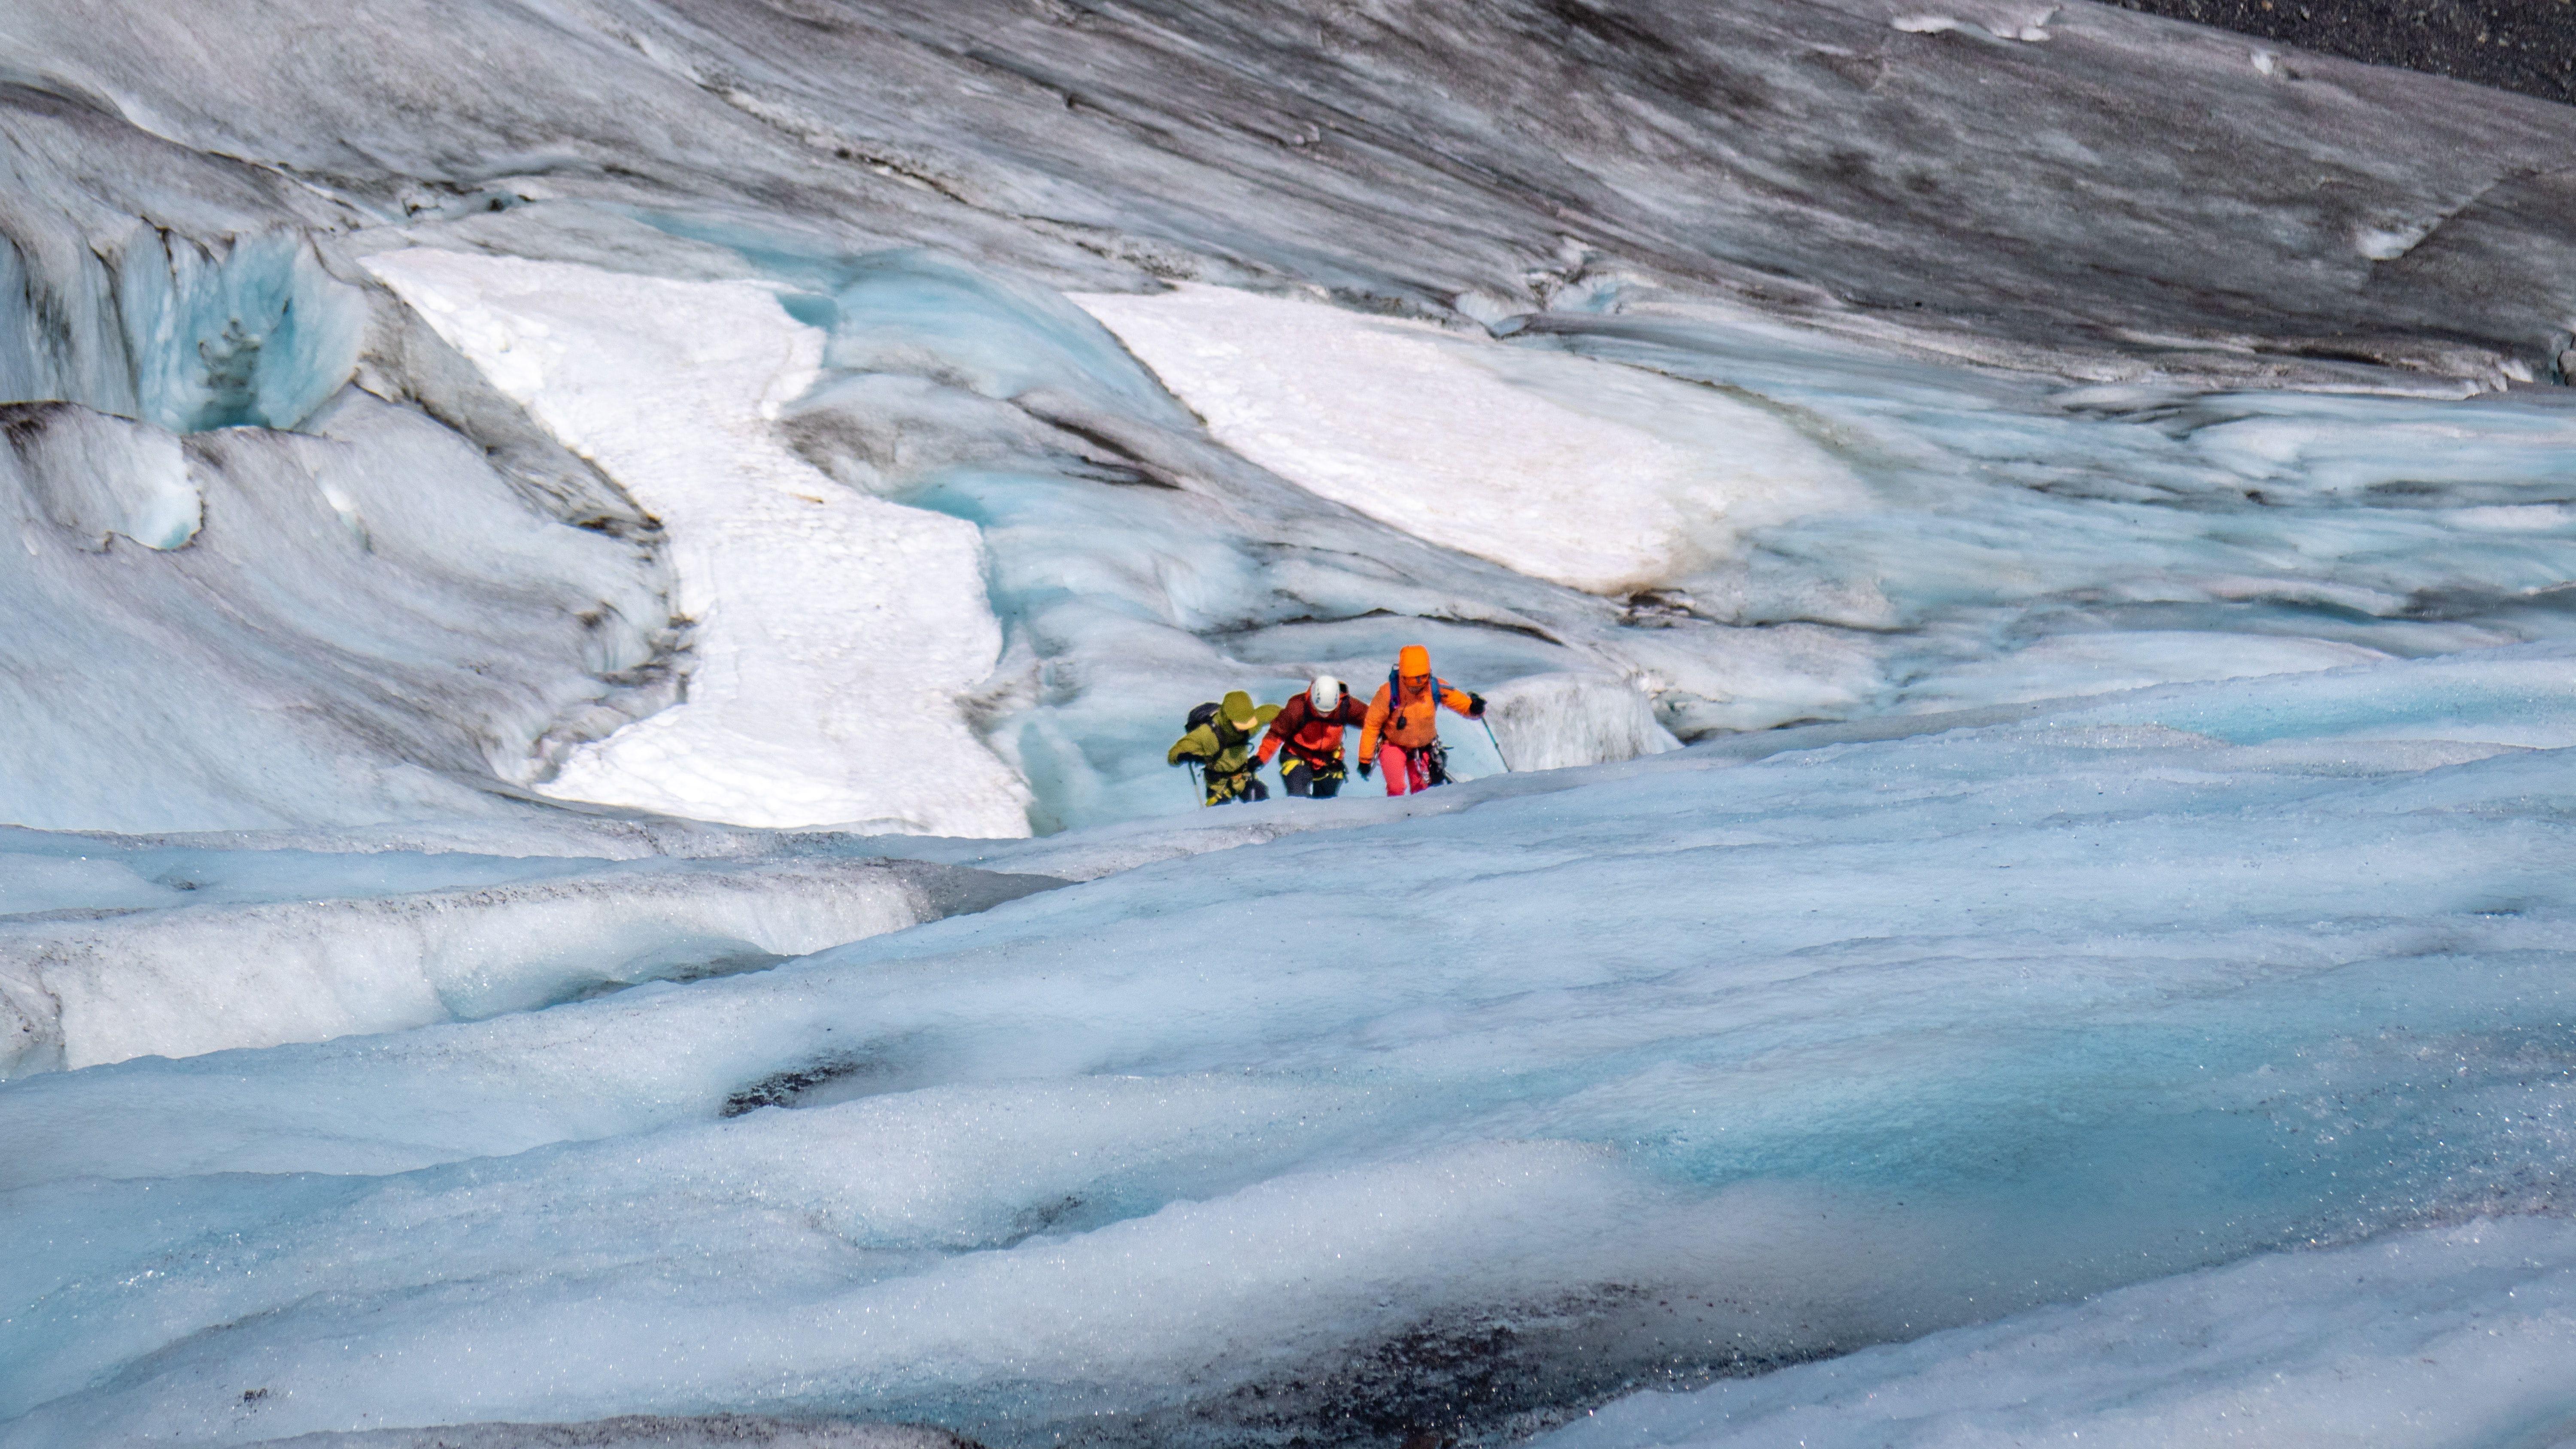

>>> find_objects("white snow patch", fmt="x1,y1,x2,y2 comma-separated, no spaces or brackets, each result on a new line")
2449,503,2576,531
1891,9,2052,40
1071,284,1864,595
365,251,1030,836
2356,221,2437,261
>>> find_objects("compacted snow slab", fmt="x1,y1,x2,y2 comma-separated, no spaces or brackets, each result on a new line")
1072,284,1863,594
364,250,1032,837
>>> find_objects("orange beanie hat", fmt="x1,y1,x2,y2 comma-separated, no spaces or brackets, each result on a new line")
1397,644,1431,677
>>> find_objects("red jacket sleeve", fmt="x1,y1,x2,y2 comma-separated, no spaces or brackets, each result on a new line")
1258,697,1303,763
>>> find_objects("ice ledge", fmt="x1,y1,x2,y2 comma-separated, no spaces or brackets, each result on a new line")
0,402,200,551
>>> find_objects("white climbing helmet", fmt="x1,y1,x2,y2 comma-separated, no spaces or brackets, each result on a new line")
1309,675,1343,713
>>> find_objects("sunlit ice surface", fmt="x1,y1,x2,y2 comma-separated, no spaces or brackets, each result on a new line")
4,0,2576,1443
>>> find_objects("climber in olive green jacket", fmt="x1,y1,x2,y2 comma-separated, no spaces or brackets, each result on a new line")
1168,690,1282,805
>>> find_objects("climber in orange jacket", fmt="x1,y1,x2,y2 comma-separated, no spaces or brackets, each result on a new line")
1357,644,1485,797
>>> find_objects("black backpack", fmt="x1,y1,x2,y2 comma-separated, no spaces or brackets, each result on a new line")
1186,701,1220,731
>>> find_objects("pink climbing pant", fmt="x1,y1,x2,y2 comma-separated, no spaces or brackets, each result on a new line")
1378,743,1432,796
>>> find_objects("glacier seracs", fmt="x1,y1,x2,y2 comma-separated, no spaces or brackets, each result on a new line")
2,0,2576,1443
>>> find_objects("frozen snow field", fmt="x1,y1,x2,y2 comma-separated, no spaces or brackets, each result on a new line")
6,0,2576,1443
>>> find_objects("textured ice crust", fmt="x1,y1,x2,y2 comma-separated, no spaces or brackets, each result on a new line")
9,649,2576,1445
0,386,675,833
0,402,198,549
5,0,2576,1442
250,1421,978,1449
1537,1216,2576,1449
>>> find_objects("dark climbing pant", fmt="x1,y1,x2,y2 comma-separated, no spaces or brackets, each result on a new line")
1282,759,1345,798
1205,767,1268,806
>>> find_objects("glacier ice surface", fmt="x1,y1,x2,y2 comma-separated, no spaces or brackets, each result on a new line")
1535,1215,2576,1449
0,851,1060,1077
8,651,2576,1444
0,386,676,833
3,0,2576,1443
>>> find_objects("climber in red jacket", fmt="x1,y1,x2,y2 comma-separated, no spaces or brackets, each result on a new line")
1259,674,1372,797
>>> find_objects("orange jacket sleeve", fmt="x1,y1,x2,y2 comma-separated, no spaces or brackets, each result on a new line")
1437,684,1477,718
1358,684,1393,761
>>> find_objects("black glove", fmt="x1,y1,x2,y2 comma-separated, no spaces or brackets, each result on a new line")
1357,760,1374,780
1467,692,1487,717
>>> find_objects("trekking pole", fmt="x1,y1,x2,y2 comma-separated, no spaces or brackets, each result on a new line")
1481,717,1514,773
1187,761,1206,807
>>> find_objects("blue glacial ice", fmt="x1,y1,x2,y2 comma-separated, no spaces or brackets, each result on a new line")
1534,1213,2576,1449
0,221,365,439
9,651,2576,1444
1,0,2576,1442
